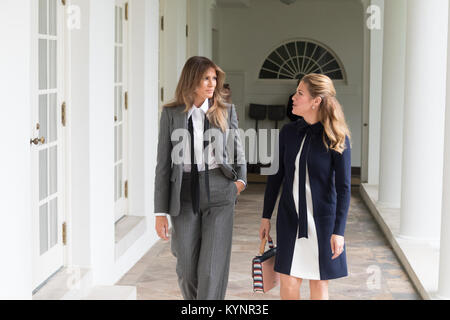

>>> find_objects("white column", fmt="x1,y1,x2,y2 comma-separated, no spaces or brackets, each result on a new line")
378,0,406,207
437,0,450,300
204,0,215,59
367,0,384,185
70,0,116,284
88,0,115,284
400,0,448,242
162,0,187,101
187,0,214,59
143,0,162,246
0,0,33,299
360,0,370,183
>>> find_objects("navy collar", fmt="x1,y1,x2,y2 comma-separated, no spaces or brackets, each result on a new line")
295,117,323,134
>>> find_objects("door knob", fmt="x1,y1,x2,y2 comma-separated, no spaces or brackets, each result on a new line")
30,137,45,145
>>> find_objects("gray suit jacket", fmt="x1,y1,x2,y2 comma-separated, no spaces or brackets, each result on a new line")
154,100,247,216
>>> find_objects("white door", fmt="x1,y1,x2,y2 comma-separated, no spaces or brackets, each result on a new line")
31,0,66,290
114,0,129,222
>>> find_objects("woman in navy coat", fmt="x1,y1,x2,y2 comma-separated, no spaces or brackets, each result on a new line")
259,73,351,300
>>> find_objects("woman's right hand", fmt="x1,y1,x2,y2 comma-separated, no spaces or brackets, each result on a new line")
259,218,271,240
155,216,169,241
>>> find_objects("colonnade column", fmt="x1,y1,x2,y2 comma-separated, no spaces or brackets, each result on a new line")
399,0,448,242
437,0,450,300
377,0,407,208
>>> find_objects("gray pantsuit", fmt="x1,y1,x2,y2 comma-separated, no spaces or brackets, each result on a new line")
154,100,247,300
171,169,237,300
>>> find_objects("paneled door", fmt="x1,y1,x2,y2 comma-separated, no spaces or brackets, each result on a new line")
114,0,129,222
31,0,66,290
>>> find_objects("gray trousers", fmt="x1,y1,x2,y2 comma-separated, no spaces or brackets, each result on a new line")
170,168,237,300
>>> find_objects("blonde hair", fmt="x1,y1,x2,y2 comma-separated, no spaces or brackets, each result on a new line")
301,73,351,154
164,56,228,132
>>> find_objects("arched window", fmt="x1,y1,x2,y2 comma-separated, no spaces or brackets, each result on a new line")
258,40,346,81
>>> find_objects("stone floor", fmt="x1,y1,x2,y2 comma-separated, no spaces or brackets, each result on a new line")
117,183,420,300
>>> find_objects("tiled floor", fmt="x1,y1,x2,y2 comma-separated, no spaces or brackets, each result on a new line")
117,183,420,300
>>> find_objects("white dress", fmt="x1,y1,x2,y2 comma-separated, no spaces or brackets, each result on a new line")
290,135,321,280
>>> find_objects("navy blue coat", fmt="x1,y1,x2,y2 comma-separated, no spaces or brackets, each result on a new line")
262,118,351,280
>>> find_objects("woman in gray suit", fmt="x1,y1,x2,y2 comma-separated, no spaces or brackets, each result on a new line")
154,56,247,300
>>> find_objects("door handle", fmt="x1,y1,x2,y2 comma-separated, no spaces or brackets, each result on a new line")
30,137,45,145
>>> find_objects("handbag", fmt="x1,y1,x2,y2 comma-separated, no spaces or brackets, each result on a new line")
252,237,280,293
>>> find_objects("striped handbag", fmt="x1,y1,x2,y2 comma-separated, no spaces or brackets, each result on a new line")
252,237,279,293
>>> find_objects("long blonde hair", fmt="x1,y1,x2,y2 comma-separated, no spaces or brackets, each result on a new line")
301,73,351,154
164,56,228,132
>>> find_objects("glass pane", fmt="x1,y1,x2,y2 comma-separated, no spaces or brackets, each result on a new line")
117,86,123,121
285,59,296,74
298,57,305,72
114,86,118,121
276,46,289,61
286,42,297,58
115,7,119,43
322,60,340,73
291,56,300,71
308,64,321,75
39,0,47,35
49,0,57,36
262,60,278,73
296,41,306,57
39,203,49,255
49,198,58,248
280,67,294,78
318,52,334,67
259,69,277,79
49,40,57,89
49,93,57,143
114,46,118,82
312,46,326,62
118,124,123,161
305,42,315,57
114,126,118,162
117,47,122,82
118,163,123,199
268,51,282,66
39,150,48,201
39,95,48,143
114,165,118,201
119,7,123,43
39,39,48,90
49,146,57,196
326,70,344,80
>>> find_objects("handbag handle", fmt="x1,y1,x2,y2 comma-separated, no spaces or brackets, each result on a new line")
259,236,274,256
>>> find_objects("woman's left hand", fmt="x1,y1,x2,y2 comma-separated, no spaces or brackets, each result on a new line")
234,181,245,195
330,234,345,260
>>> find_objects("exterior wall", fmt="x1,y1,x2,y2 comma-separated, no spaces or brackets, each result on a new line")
215,0,364,167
